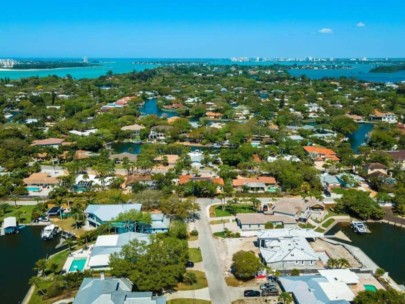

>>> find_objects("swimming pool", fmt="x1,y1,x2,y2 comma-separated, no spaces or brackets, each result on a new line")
26,186,41,192
364,284,378,292
69,258,87,272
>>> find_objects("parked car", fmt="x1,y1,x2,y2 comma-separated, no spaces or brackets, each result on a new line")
244,290,261,297
324,189,331,197
186,261,194,268
263,204,269,212
262,288,279,297
260,282,276,290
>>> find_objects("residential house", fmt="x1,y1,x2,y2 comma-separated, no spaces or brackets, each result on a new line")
69,129,98,137
304,146,339,162
149,125,173,141
3,217,18,234
121,124,146,137
278,274,354,304
205,112,223,120
85,204,142,227
109,152,138,163
74,277,166,304
236,213,296,231
271,198,325,222
124,174,156,190
87,232,150,269
232,176,279,193
23,172,59,186
154,154,179,166
258,228,322,269
369,110,397,123
178,175,224,193
146,213,170,234
320,173,340,189
364,163,388,176
31,138,65,149
386,150,405,169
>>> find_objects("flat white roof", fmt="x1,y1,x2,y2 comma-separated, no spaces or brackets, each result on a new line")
318,269,359,285
319,281,355,301
3,217,17,228
94,235,119,247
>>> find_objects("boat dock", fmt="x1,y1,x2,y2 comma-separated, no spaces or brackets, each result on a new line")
352,221,371,233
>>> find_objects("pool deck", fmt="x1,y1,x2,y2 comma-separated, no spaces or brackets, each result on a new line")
62,246,93,273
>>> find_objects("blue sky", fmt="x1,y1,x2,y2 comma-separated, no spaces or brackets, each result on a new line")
1,0,404,58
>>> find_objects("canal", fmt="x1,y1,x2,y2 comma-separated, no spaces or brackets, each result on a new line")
140,98,178,118
0,226,60,304
349,123,374,154
328,222,405,284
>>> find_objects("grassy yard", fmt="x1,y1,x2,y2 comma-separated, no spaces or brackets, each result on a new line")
28,280,54,304
168,300,211,304
331,188,347,195
51,218,86,237
47,250,70,273
209,219,229,225
188,248,202,263
177,270,208,291
0,205,36,224
315,227,326,233
321,218,335,229
213,204,256,217
225,276,246,287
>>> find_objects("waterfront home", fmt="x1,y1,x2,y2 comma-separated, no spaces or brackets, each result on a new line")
109,152,138,163
85,204,142,227
121,124,145,136
205,111,223,120
236,213,296,231
148,125,173,141
30,138,65,148
267,155,301,163
88,232,150,269
257,228,322,269
369,110,397,123
278,275,354,303
74,150,97,160
74,174,114,190
3,217,18,234
232,176,279,193
74,277,166,304
154,154,179,166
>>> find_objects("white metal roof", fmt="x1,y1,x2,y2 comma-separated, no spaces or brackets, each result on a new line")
3,217,17,228
318,269,359,285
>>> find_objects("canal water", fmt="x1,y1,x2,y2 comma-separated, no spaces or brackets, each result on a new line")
0,226,60,304
140,98,178,118
328,222,405,284
349,123,374,154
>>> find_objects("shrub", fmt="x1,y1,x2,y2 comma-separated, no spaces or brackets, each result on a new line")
190,229,199,236
46,282,64,298
291,269,300,276
183,272,197,285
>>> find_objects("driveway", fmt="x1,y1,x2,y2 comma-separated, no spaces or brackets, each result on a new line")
195,198,232,304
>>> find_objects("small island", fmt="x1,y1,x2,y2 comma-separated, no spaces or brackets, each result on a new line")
369,64,405,73
0,59,98,70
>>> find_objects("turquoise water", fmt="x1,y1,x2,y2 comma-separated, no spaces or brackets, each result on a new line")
26,186,41,192
140,98,178,118
1,58,404,82
364,284,378,292
69,258,87,272
349,123,374,154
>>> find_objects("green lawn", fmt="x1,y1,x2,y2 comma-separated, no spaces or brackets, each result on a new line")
28,280,53,304
298,222,315,229
0,205,36,224
315,227,326,233
321,218,335,229
168,300,211,304
214,204,256,217
331,188,347,195
47,250,70,273
178,270,208,291
188,248,202,263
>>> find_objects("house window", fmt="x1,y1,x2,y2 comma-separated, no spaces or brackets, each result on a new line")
295,260,299,265
301,261,305,265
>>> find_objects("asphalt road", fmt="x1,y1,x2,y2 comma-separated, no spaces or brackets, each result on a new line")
195,198,231,304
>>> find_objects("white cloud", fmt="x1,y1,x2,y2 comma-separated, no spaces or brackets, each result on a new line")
356,22,366,27
318,28,333,34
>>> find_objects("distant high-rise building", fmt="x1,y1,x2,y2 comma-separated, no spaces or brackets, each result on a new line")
83,57,88,63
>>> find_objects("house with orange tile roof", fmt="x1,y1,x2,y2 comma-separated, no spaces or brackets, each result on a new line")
205,112,223,120
23,172,59,186
178,175,224,193
304,146,340,162
31,138,65,148
232,176,279,193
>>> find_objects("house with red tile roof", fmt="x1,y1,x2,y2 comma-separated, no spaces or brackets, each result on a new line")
232,176,279,193
304,146,340,162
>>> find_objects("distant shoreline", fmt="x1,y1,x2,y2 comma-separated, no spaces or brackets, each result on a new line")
0,66,98,72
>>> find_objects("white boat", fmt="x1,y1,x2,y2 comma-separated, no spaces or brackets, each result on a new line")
41,224,59,240
351,221,369,234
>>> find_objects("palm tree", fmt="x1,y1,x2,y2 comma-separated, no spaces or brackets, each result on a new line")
0,203,10,216
65,238,75,253
337,258,351,269
250,197,261,211
33,259,48,277
29,276,46,296
278,291,293,304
